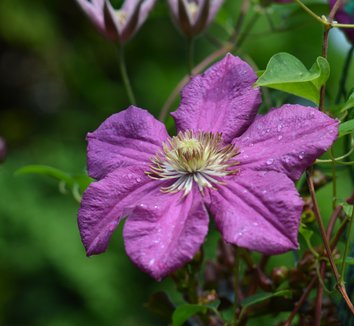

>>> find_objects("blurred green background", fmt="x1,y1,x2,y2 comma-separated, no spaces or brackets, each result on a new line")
0,0,353,325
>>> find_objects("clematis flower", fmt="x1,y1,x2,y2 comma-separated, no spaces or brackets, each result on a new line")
329,0,354,44
75,0,156,43
78,54,338,280
167,0,224,37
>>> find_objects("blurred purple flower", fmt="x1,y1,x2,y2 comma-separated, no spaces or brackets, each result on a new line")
168,0,224,37
0,137,6,163
330,0,354,44
78,54,338,280
75,0,156,43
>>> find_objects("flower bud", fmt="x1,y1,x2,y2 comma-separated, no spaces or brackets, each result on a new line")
168,0,224,38
75,0,156,44
271,266,288,286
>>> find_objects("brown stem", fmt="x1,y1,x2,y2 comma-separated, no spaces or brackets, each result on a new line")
306,170,354,314
314,206,341,324
284,277,317,326
319,0,342,111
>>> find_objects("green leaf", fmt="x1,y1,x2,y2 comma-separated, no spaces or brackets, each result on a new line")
338,119,354,138
340,92,354,113
342,202,353,218
255,53,330,104
335,257,354,265
240,290,292,309
172,304,208,326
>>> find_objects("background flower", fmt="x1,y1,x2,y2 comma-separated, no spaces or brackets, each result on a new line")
75,0,156,43
330,0,354,44
78,54,338,280
167,0,224,37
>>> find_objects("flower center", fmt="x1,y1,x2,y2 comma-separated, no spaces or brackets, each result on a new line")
115,10,128,27
146,130,240,196
184,0,200,23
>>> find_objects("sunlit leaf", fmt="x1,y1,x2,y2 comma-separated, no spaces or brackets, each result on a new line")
255,53,330,104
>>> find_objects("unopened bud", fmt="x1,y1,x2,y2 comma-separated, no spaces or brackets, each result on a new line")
271,266,288,286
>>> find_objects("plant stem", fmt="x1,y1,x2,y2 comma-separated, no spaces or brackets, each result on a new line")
306,170,354,313
330,149,337,210
284,276,317,326
293,0,327,25
336,45,354,103
117,45,136,105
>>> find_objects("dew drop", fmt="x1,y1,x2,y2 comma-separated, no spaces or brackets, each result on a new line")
149,259,155,266
298,151,305,160
262,190,267,194
278,135,283,140
277,124,283,132
252,222,259,226
136,177,142,182
249,143,254,147
266,158,274,165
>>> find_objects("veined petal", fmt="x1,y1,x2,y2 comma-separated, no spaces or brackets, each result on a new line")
233,105,339,180
87,106,169,180
78,166,161,256
207,170,303,254
124,187,209,280
171,54,261,143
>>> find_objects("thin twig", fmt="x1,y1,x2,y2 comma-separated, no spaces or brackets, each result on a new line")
284,277,317,326
306,170,354,313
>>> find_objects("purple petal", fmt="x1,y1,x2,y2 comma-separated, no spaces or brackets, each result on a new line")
171,54,261,143
167,0,178,19
87,106,168,180
75,0,105,32
233,105,339,180
207,170,303,254
207,0,225,25
124,187,209,280
137,0,157,29
78,166,161,256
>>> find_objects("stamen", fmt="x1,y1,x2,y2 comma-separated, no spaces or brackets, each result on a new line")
146,130,240,196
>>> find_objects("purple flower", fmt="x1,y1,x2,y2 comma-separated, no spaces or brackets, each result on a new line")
75,0,156,43
78,54,338,280
168,0,224,37
330,0,354,44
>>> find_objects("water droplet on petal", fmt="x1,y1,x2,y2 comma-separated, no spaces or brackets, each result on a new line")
266,158,274,165
249,143,254,147
278,135,283,140
253,222,258,226
149,259,155,266
136,177,142,182
299,151,305,160
277,124,283,132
